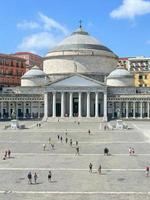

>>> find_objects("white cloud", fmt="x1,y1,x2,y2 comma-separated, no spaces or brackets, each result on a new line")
110,0,150,19
39,13,69,35
17,13,69,54
18,32,63,53
17,21,40,30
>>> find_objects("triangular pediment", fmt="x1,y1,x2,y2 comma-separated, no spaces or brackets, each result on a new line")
49,74,105,87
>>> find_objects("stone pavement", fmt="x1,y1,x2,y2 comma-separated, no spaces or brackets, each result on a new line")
0,120,150,200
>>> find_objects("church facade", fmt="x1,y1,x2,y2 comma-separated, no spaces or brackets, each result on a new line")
1,26,150,121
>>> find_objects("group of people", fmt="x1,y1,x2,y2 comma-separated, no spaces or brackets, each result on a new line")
2,149,11,160
128,147,135,155
89,163,102,174
27,171,52,184
57,133,80,155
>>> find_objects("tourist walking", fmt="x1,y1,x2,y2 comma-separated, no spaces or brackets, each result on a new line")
48,137,51,144
98,165,101,174
104,147,109,156
132,148,135,155
43,144,46,151
8,150,11,158
57,135,60,140
27,172,32,184
146,166,149,177
48,171,52,182
70,139,72,146
89,163,93,173
34,172,38,184
5,150,7,158
128,147,132,155
76,146,80,155
76,141,78,146
88,129,91,135
51,144,55,150
65,137,68,144
60,136,63,143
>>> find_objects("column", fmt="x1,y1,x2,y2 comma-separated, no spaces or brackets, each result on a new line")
147,102,150,119
23,102,26,118
30,102,33,118
133,102,136,119
61,92,65,117
69,92,73,117
52,92,56,117
16,102,18,119
8,102,11,119
78,92,82,117
86,92,90,117
126,102,128,118
103,92,107,121
112,102,115,118
95,92,99,117
44,93,48,119
140,101,143,118
38,101,40,118
1,102,3,119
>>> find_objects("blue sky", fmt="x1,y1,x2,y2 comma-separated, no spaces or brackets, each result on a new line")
0,0,150,57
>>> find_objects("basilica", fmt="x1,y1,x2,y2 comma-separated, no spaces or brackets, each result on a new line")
1,26,150,121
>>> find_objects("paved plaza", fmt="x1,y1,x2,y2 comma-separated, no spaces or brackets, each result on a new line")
0,119,150,200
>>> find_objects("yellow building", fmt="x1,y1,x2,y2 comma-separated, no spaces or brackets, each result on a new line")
119,56,150,87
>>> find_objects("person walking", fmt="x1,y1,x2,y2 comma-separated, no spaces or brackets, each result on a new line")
65,137,68,144
76,141,78,146
89,163,93,173
104,147,109,156
8,150,11,158
88,129,91,135
98,165,101,174
132,148,135,155
60,136,63,143
48,171,52,182
146,166,149,177
70,139,72,146
43,144,46,151
51,144,55,150
34,172,38,184
48,137,51,145
76,146,80,155
27,172,32,184
57,135,60,140
5,150,7,158
128,147,132,155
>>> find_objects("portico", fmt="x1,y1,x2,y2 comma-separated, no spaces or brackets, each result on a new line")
44,74,107,120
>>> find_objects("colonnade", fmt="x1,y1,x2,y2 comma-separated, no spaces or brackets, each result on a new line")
0,101,44,119
44,91,107,119
108,101,150,119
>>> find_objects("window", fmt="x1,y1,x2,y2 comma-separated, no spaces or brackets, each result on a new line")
139,75,142,79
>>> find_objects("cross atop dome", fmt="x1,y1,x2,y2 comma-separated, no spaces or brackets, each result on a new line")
79,20,82,29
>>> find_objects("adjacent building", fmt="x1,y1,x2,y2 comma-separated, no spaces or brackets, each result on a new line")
0,54,26,89
13,52,43,70
119,56,150,87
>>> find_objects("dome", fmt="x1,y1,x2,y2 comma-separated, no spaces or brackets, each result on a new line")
106,67,134,87
22,65,47,78
51,28,113,53
107,67,132,79
21,66,49,87
43,27,118,80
